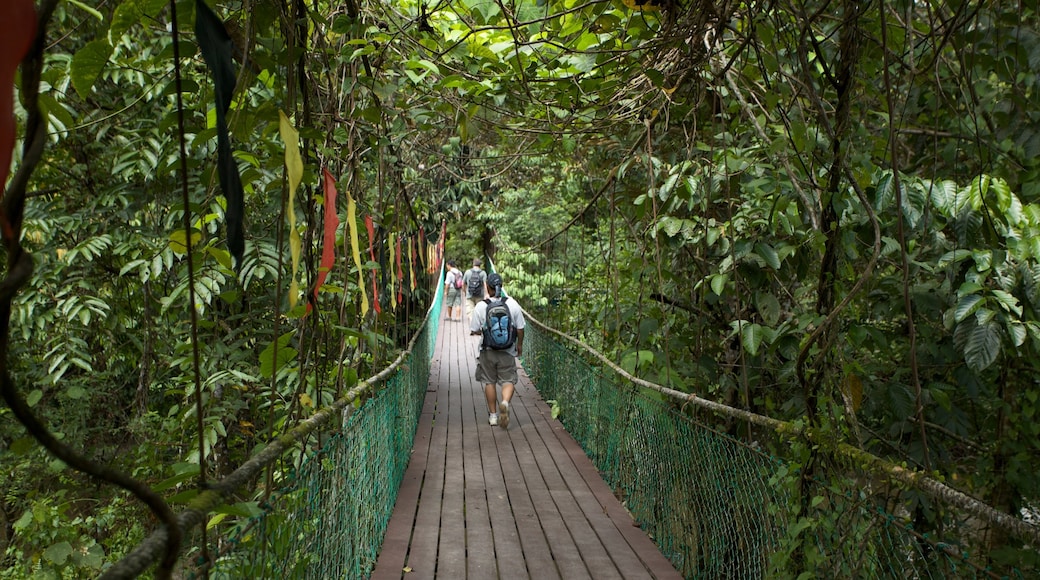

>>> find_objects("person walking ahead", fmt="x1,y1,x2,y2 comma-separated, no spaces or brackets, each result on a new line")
470,273,525,428
443,260,464,321
461,258,487,320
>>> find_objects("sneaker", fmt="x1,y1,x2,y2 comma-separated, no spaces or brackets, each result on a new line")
488,413,498,426
498,401,510,429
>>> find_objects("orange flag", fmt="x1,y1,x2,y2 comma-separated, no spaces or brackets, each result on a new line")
312,168,340,308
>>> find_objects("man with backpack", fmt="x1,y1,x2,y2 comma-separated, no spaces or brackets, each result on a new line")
461,258,487,320
443,259,464,321
470,273,525,428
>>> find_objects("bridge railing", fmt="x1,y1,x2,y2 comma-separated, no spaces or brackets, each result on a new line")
521,313,1037,579
101,270,445,579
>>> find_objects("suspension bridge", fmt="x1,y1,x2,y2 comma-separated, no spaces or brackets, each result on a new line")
98,267,1038,579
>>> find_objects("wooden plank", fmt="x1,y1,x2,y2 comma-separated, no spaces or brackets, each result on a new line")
370,389,437,580
467,337,528,578
397,328,451,580
519,371,683,580
516,379,654,579
506,389,626,579
456,328,498,578
437,321,467,578
371,303,681,580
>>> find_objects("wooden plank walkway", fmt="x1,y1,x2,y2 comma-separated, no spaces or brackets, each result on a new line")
371,311,682,580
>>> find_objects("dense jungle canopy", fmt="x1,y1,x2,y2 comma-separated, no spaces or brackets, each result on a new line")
1,0,1039,576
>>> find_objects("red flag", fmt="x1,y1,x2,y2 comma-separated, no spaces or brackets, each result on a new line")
311,169,340,309
365,215,381,314
0,0,36,224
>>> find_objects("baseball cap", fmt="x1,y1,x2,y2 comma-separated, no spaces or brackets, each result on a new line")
487,273,503,288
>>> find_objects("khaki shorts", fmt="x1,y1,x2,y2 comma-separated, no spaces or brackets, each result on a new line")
476,349,518,386
445,287,462,307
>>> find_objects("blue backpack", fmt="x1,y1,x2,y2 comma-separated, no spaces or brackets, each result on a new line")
482,297,516,350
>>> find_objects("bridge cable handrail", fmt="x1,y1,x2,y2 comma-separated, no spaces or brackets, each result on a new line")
520,308,1040,549
99,274,444,580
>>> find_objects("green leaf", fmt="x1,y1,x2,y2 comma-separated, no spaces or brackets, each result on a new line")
169,229,203,254
66,386,87,400
154,466,201,492
954,294,984,322
740,323,764,356
754,242,781,269
70,543,105,569
207,512,229,530
938,249,973,267
26,389,43,407
259,331,297,378
67,0,104,21
13,510,32,530
710,273,728,296
10,437,35,455
43,541,73,565
991,289,1022,315
207,247,234,269
71,40,114,99
756,292,781,326
965,321,1001,372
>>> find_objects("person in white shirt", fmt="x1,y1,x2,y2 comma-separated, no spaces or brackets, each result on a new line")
470,273,525,428
443,260,464,321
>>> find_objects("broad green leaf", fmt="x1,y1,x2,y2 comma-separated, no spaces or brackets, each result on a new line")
169,229,203,254
740,323,764,356
259,331,297,379
66,386,87,400
964,321,1001,371
756,292,781,326
10,437,35,455
70,544,105,569
991,289,1022,315
938,250,973,267
1007,321,1027,347
26,389,43,407
754,242,781,269
13,510,32,530
71,40,114,99
954,294,984,322
710,273,727,296
43,541,73,565
207,512,229,530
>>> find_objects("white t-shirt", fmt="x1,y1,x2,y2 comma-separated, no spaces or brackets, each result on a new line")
470,296,525,357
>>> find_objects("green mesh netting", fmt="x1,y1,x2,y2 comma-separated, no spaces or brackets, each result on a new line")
205,285,443,579
522,322,1029,579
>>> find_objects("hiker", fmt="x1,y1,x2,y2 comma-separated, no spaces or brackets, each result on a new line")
461,258,487,320
470,273,525,428
443,259,464,321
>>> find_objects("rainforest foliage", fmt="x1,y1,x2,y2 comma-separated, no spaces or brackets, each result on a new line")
1,0,1039,576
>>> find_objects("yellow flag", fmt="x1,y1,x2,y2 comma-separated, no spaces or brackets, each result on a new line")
346,191,369,316
408,239,416,291
278,111,303,309
388,232,396,312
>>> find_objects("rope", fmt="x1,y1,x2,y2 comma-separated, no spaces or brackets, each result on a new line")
521,315,1036,576
521,310,1040,551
